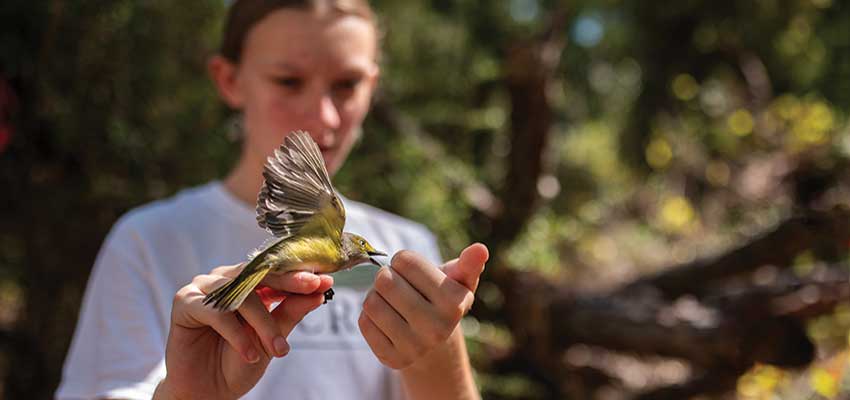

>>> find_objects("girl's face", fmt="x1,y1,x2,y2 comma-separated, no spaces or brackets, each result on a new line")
212,9,379,175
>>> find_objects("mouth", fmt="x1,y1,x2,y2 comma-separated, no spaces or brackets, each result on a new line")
367,250,387,267
318,145,335,156
318,148,336,169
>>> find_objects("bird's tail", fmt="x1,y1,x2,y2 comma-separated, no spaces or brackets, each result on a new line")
203,263,271,312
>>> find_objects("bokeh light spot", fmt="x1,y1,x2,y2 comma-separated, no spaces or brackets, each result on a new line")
672,74,700,101
573,14,604,48
660,196,696,233
728,109,754,136
810,368,838,398
646,138,673,169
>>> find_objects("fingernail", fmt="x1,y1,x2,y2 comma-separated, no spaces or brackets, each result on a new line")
274,336,289,357
245,347,260,363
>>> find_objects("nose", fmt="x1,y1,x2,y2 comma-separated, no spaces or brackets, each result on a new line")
303,93,341,147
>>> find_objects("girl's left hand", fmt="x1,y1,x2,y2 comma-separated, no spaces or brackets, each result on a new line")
358,243,488,369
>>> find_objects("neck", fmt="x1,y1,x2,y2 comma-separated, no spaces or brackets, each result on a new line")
224,152,264,206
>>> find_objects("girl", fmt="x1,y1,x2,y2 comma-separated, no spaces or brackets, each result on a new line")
56,1,487,399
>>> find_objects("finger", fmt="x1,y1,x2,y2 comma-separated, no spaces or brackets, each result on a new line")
441,243,489,292
192,273,234,295
362,290,425,359
373,266,435,328
270,292,325,337
389,250,446,302
260,270,322,294
256,286,287,308
315,275,334,294
209,263,247,278
208,313,262,364
389,251,470,314
237,292,288,358
256,274,333,309
174,284,262,364
358,312,407,369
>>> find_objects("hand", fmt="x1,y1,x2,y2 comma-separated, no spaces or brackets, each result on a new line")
154,264,333,400
358,243,489,370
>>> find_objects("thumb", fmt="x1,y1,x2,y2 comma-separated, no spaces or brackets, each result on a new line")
442,243,489,292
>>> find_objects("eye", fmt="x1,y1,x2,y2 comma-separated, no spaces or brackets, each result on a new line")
274,76,303,89
332,78,362,94
360,240,366,246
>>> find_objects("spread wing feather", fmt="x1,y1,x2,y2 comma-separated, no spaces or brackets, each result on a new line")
256,131,345,240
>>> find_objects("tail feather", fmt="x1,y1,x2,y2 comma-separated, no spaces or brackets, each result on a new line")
203,266,271,312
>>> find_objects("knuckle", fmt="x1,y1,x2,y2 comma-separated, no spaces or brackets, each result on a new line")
446,283,470,304
210,265,231,276
451,301,467,321
436,300,465,325
190,274,206,287
377,354,396,369
174,284,194,302
464,292,476,312
376,355,391,367
373,268,394,294
391,250,419,272
362,292,381,315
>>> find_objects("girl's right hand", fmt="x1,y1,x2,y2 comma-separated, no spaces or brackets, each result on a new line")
154,264,333,400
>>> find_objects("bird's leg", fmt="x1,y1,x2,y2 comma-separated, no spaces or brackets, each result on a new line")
323,288,335,304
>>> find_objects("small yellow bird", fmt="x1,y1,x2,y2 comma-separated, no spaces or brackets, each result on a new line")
204,130,386,311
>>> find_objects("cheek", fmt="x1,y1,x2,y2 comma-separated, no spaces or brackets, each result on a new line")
338,97,371,144
338,88,373,129
243,93,299,152
265,95,299,129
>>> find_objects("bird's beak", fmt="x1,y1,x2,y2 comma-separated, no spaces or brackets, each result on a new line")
368,250,387,267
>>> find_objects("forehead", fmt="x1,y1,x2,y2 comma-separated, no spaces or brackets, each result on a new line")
243,9,377,72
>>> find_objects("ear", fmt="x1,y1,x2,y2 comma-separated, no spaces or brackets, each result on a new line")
208,55,244,109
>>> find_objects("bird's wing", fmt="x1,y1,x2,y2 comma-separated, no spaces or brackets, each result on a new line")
256,131,345,241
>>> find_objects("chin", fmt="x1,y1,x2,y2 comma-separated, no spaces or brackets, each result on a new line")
321,152,341,174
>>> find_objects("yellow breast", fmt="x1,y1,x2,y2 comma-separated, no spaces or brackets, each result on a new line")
265,236,346,274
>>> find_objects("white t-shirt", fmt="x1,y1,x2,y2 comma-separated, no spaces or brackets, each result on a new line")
55,182,442,400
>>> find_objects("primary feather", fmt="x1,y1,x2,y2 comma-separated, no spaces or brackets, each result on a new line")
256,131,344,241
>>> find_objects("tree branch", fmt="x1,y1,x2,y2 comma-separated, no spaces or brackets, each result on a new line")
619,208,850,299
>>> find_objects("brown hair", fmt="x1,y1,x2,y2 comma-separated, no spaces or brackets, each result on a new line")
221,0,377,62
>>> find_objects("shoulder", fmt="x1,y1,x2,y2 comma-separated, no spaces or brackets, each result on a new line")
107,183,221,245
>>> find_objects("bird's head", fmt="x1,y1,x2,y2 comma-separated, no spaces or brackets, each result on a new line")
342,232,387,267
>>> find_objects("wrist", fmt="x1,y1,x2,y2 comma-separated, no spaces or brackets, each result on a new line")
399,328,479,400
402,327,464,375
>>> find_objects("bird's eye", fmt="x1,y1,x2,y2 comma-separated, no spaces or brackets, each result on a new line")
360,240,366,246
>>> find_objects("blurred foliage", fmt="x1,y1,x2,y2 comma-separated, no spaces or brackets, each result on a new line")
2,0,850,399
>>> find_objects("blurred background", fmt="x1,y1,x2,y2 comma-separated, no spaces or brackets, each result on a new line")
2,0,850,399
